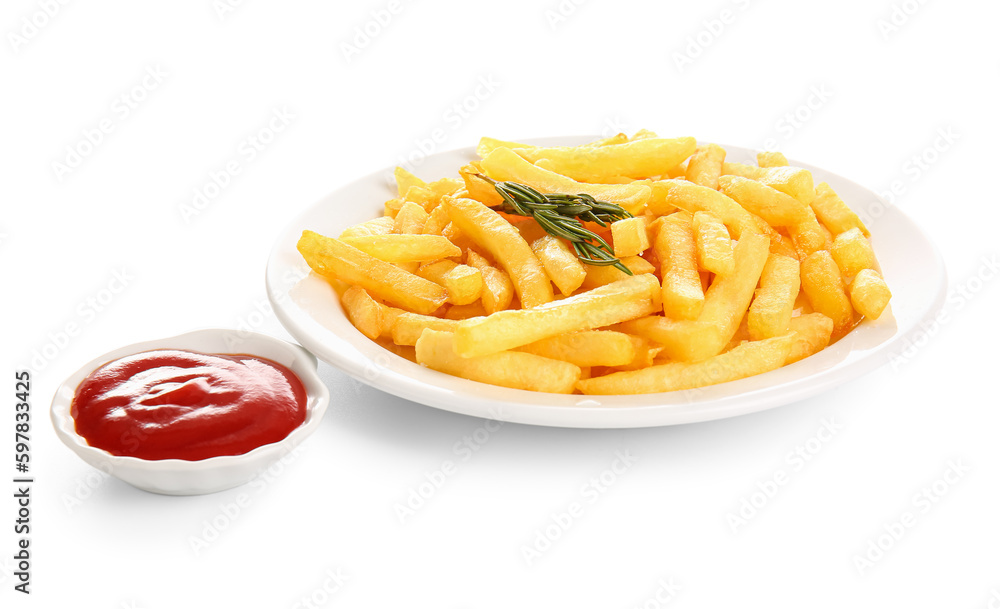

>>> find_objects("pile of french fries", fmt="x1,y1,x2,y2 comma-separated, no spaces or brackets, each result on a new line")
297,130,892,395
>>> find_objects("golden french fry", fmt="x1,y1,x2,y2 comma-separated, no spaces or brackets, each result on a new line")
722,164,816,206
442,196,554,308
341,286,384,340
297,230,447,315
812,182,870,237
531,235,588,296
718,175,811,226
611,216,651,258
654,214,704,320
685,143,726,189
849,269,892,319
391,313,461,346
612,336,662,371
384,198,403,218
394,201,429,234
513,137,697,182
416,330,580,394
616,316,720,363
338,234,461,263
445,301,488,320
459,163,504,207
422,204,451,236
416,260,483,306
580,255,655,290
401,185,437,211
692,211,735,275
515,330,636,367
757,152,788,168
339,216,395,239
786,313,834,364
831,227,875,277
788,206,831,259
480,147,651,215
576,335,794,395
800,250,854,334
454,274,660,358
394,166,426,197
647,179,761,238
748,254,800,340
466,250,514,314
477,136,534,158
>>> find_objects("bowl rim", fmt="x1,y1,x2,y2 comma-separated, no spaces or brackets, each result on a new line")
49,328,330,471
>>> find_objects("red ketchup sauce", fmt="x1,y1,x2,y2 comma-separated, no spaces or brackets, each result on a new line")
71,349,307,461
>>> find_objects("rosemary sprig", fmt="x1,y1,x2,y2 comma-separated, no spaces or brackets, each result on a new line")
475,174,633,275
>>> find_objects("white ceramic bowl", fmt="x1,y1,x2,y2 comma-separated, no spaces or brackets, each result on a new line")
50,329,330,495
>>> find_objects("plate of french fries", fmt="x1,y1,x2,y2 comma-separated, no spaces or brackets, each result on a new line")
265,132,946,427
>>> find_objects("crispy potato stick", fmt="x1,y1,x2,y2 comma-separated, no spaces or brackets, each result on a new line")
459,163,504,207
757,152,788,168
611,216,650,258
454,274,660,358
442,196,554,308
338,234,461,263
685,143,727,189
531,235,588,296
692,211,735,276
422,204,451,236
513,137,697,182
466,250,514,314
394,201,429,234
800,250,854,334
748,254,800,340
648,179,761,238
416,330,580,394
297,230,447,315
341,286,384,340
339,216,394,239
580,255,655,290
391,313,462,346
849,269,892,319
718,176,811,226
394,166,426,197
576,335,794,395
515,330,636,367
480,147,651,215
811,182,871,236
786,313,834,364
416,260,483,305
654,214,704,320
401,186,436,211
830,227,875,277
384,198,403,218
616,317,721,363
722,164,816,206
788,206,831,258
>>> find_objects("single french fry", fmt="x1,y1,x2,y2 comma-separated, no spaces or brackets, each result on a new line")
391,313,461,346
443,196,554,308
692,211,735,276
454,274,660,358
654,214,704,320
339,215,395,240
812,182,870,237
402,185,437,211
685,143,727,189
384,198,403,218
647,179,762,238
580,255,656,290
466,250,514,314
297,230,447,315
800,250,854,334
748,254,800,340
338,234,461,263
422,204,451,236
849,269,892,319
757,152,788,168
394,201,429,234
394,166,426,197
612,336,662,371
480,147,651,215
531,235,588,296
459,163,504,207
576,334,794,395
416,260,484,306
416,330,581,394
341,286,384,340
831,227,875,278
616,316,720,363
515,330,636,367
786,313,834,364
426,177,464,201
718,175,811,226
722,164,816,206
611,216,651,258
788,206,830,259
513,137,697,182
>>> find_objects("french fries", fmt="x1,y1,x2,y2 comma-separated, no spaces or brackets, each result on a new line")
298,131,893,396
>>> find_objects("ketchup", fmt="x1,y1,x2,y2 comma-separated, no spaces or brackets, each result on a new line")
71,349,307,461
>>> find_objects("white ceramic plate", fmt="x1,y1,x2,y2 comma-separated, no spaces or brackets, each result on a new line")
266,137,946,428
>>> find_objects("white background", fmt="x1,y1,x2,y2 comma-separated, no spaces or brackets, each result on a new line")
2,0,999,607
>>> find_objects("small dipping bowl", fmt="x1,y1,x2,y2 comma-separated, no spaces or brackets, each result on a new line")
50,329,329,495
